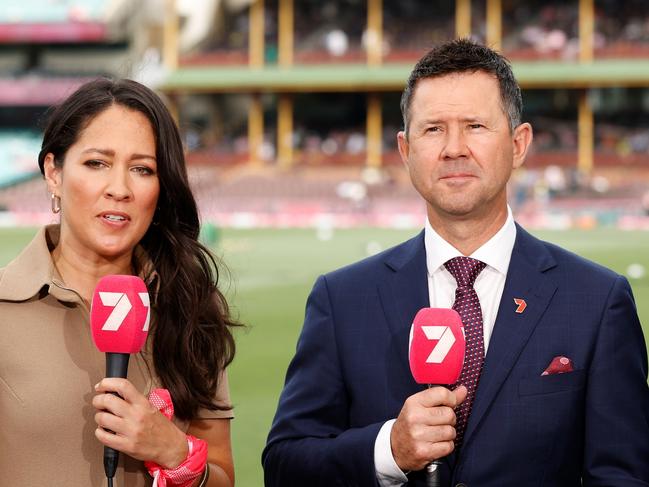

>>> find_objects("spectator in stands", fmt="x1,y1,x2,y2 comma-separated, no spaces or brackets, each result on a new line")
503,1,579,59
596,0,649,56
294,0,364,62
0,79,238,486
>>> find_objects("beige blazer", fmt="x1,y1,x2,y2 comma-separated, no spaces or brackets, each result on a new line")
0,225,232,486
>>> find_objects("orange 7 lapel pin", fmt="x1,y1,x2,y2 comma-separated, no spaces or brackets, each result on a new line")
514,298,527,314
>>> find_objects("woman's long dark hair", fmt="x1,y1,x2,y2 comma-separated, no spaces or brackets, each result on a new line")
38,78,239,420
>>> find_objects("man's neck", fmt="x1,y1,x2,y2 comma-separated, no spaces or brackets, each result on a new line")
427,206,509,256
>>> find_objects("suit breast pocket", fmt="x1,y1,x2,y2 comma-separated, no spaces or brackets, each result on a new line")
518,369,586,396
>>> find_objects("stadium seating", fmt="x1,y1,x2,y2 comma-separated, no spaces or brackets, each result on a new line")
0,131,41,188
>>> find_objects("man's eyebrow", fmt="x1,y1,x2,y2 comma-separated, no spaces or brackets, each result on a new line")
416,116,486,125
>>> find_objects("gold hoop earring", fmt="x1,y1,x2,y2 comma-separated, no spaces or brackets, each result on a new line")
51,194,61,214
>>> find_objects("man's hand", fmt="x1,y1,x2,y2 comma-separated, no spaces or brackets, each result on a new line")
390,385,467,472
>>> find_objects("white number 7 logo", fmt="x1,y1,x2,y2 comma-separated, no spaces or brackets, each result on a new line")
139,293,150,331
421,326,456,363
99,292,150,331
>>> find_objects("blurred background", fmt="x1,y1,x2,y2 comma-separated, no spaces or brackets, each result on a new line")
0,0,648,484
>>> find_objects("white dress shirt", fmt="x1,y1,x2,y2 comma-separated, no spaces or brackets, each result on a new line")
374,207,517,485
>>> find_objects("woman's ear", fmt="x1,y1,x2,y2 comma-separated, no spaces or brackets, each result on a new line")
43,153,62,195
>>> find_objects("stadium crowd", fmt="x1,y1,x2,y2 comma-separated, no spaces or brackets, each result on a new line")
502,0,649,59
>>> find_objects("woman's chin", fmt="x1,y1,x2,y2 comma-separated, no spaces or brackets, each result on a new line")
92,239,136,261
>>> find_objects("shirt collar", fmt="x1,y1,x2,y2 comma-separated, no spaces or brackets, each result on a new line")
424,206,517,276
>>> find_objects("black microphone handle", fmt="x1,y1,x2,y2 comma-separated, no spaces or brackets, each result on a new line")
425,461,442,487
106,352,130,379
104,352,131,480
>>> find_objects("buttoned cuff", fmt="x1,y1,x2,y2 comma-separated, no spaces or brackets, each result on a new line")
374,419,408,486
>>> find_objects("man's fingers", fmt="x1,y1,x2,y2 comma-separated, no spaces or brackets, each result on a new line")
391,418,457,471
424,405,457,426
414,386,461,409
432,437,455,460
414,424,456,444
390,387,466,471
453,385,468,405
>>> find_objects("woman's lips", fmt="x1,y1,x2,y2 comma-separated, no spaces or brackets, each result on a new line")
98,211,131,227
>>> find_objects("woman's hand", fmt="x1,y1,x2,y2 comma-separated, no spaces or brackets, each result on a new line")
92,378,188,469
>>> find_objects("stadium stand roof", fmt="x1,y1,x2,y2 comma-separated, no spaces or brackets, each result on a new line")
0,77,95,105
0,23,107,43
0,0,126,43
0,0,107,23
161,59,649,93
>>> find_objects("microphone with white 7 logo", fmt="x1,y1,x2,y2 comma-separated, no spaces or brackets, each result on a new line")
90,275,151,487
408,308,465,487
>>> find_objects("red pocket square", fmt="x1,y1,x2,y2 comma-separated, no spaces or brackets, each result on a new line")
541,356,574,376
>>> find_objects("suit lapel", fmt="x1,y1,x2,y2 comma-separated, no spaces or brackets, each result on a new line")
462,225,558,446
377,231,430,381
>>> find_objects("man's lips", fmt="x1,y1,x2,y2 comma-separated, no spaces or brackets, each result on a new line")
439,173,476,180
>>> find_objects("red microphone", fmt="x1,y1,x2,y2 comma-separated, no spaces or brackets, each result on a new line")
409,308,465,386
408,308,465,486
90,275,151,485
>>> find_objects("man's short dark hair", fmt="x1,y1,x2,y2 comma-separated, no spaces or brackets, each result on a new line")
400,38,523,134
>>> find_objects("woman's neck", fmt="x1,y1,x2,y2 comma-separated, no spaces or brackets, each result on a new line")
51,243,133,303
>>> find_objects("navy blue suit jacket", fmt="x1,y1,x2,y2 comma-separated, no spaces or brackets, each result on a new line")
263,225,649,486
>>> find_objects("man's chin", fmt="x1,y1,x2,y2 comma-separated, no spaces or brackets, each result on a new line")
434,201,481,218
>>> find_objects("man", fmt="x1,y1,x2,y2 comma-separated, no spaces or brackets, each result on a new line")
263,39,649,486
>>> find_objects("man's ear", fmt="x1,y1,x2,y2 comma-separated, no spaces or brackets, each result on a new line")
512,122,533,169
397,131,410,169
43,153,62,195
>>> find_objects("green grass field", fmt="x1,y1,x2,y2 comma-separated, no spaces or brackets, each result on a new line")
2,226,648,486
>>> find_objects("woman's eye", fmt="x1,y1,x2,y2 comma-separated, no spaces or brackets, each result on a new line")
84,159,105,168
133,166,155,176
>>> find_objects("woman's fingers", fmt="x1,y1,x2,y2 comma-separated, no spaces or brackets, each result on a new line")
94,410,125,434
94,378,149,406
94,425,130,452
92,391,129,417
92,381,188,467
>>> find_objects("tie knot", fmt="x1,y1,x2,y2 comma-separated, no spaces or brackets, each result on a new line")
444,256,486,287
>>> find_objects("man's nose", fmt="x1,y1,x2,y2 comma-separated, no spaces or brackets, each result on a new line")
440,127,469,160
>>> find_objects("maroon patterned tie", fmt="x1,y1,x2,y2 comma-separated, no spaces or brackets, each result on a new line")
444,256,487,447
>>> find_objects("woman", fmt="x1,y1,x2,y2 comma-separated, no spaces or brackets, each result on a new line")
0,79,238,486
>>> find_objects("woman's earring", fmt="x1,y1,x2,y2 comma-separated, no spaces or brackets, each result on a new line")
51,194,61,214
152,207,160,226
